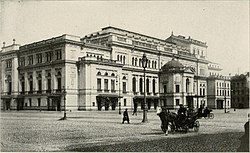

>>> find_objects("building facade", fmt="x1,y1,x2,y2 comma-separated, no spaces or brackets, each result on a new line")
1,41,20,110
231,73,249,108
0,26,232,111
207,76,231,109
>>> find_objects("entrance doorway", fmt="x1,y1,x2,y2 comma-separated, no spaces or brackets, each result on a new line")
217,100,224,109
5,99,11,110
48,97,61,111
17,99,24,110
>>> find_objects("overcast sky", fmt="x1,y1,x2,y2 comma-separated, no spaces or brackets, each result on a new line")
1,1,249,75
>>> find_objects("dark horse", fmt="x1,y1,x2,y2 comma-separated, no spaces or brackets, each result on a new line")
156,107,177,135
157,107,200,135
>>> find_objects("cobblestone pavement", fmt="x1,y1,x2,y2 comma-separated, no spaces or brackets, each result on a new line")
0,109,248,152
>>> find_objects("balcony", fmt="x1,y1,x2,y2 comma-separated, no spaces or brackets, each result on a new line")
111,90,116,93
46,90,52,94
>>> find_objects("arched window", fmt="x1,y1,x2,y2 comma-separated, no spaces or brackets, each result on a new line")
57,71,62,91
135,58,138,66
132,57,134,66
123,56,125,64
105,72,108,76
97,71,101,75
132,77,136,93
120,55,122,62
152,79,156,94
139,78,143,93
146,78,149,93
111,73,115,77
186,78,190,93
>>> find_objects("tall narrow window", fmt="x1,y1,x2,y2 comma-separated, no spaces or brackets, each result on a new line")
135,58,137,66
117,55,119,61
123,56,125,64
123,82,126,93
176,99,180,106
97,78,101,91
132,57,134,66
186,78,190,93
38,98,41,107
47,73,51,93
28,55,33,65
57,72,61,92
21,80,25,94
29,79,33,94
120,55,122,62
124,99,127,106
164,85,167,93
176,85,180,93
111,80,115,92
146,78,149,93
8,82,12,95
139,78,143,93
152,79,156,94
104,79,108,91
132,77,136,93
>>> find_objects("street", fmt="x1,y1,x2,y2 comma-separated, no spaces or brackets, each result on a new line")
0,109,248,152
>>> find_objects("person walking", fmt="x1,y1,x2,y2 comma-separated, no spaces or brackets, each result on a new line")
122,109,130,124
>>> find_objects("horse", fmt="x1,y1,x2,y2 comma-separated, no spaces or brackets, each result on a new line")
156,107,177,135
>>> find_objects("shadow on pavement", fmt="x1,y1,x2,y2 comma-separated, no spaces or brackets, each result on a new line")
64,132,245,152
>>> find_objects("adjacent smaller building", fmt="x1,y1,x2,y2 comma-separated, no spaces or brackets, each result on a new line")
207,75,231,109
231,73,249,108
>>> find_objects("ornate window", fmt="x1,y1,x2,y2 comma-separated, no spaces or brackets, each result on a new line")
139,78,143,93
132,77,136,93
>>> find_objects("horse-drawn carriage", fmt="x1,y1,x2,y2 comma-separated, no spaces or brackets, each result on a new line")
157,107,200,135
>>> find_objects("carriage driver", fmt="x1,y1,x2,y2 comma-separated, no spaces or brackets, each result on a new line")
177,104,187,124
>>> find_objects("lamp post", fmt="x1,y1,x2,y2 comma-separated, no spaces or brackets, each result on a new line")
63,88,67,119
142,53,148,123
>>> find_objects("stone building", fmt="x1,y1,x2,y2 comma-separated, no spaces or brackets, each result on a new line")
207,76,231,109
0,41,20,110
231,73,249,108
0,26,231,111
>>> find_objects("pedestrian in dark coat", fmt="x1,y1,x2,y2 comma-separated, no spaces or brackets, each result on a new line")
122,109,130,124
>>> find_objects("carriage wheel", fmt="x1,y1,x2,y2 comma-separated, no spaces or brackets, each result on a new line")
208,113,214,119
194,120,200,132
